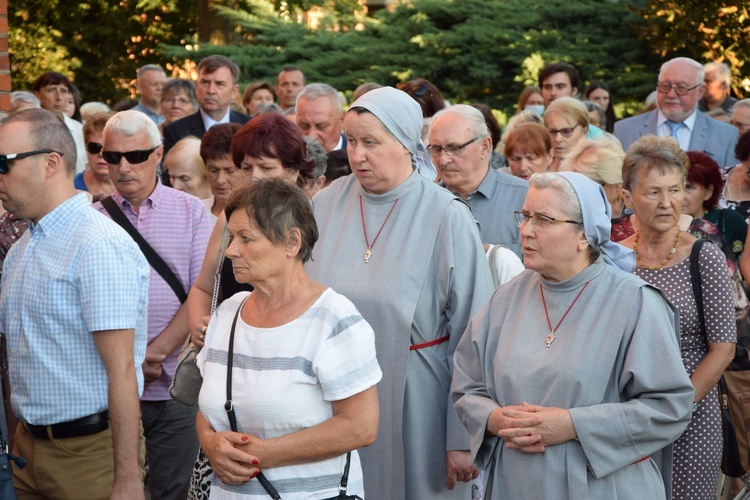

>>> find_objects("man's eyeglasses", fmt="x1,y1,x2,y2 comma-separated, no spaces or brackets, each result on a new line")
514,211,581,229
102,146,159,165
86,142,103,155
0,150,61,174
547,124,580,139
656,83,701,96
426,136,481,158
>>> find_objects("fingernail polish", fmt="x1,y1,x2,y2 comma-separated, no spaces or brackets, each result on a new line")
252,458,260,465
241,436,249,442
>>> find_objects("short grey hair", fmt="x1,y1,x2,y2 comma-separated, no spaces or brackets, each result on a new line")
303,136,327,181
704,62,732,87
138,64,165,78
2,108,77,176
660,57,704,86
296,83,341,112
256,102,284,115
10,91,40,111
432,104,490,139
104,110,162,147
733,98,750,112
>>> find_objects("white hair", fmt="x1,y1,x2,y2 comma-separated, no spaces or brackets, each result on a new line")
432,104,489,139
104,110,162,147
660,57,704,85
704,62,732,87
296,83,342,112
80,102,111,122
733,99,750,112
10,91,40,111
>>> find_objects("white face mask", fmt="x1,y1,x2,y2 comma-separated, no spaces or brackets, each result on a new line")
525,104,545,116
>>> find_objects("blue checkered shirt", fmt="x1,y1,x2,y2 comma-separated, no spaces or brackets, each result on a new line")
0,194,150,425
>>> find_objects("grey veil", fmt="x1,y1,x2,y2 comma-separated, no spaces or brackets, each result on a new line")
556,171,636,273
349,87,437,181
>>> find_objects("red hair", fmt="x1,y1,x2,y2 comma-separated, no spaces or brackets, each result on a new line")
231,114,315,182
686,150,722,209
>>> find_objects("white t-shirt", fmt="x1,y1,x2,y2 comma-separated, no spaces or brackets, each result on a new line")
197,289,382,499
485,244,525,287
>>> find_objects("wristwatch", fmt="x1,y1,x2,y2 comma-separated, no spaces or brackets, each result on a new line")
692,401,698,413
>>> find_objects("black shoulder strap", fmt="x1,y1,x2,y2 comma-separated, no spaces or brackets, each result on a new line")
689,238,707,332
101,196,187,303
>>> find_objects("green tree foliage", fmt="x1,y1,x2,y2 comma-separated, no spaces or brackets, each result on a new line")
634,0,750,97
164,0,662,117
9,0,197,103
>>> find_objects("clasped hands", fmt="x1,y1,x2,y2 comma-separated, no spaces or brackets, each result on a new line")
488,402,576,453
201,429,263,485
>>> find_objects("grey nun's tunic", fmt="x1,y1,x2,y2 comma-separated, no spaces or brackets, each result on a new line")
451,258,695,499
307,170,494,498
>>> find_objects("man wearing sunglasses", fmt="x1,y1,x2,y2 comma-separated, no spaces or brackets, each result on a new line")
0,108,150,499
93,110,213,500
615,57,739,168
429,105,528,259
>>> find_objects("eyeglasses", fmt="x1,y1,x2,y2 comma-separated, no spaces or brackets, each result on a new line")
514,211,581,229
731,120,750,131
163,96,192,106
102,146,159,165
656,82,701,96
86,142,103,155
0,150,61,174
547,124,580,139
426,136,481,158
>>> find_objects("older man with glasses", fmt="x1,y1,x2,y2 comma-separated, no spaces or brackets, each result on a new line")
92,110,213,500
615,57,739,167
429,105,528,258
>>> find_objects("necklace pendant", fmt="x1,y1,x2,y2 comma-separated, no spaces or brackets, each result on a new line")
546,331,555,348
363,248,372,263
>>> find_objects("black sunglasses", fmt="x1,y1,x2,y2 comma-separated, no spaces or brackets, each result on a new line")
86,142,103,155
102,146,159,165
0,149,61,174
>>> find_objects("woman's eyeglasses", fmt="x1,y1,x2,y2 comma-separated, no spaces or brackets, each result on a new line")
0,150,61,174
514,211,581,229
397,82,429,97
102,146,159,165
86,142,103,155
547,124,580,139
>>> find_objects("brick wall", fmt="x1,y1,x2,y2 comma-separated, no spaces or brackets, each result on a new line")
0,0,8,111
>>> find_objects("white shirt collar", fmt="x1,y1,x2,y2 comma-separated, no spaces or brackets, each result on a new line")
200,108,231,131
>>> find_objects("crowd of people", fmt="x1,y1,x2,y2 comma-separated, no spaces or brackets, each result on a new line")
0,52,747,500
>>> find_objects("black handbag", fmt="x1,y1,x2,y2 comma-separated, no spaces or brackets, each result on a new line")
224,300,362,500
689,239,750,477
0,424,27,500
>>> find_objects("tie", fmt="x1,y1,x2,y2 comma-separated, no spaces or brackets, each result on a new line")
666,120,686,137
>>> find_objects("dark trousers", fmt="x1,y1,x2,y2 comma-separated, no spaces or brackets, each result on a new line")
141,400,199,500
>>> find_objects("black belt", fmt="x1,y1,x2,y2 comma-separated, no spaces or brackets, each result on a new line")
24,411,109,440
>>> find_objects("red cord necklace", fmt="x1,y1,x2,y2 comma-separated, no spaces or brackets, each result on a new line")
539,281,590,348
359,195,399,263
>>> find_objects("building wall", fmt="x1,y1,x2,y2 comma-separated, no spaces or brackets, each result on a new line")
0,0,8,111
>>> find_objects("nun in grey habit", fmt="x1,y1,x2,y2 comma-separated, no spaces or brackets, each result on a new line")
306,87,494,498
451,172,695,499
